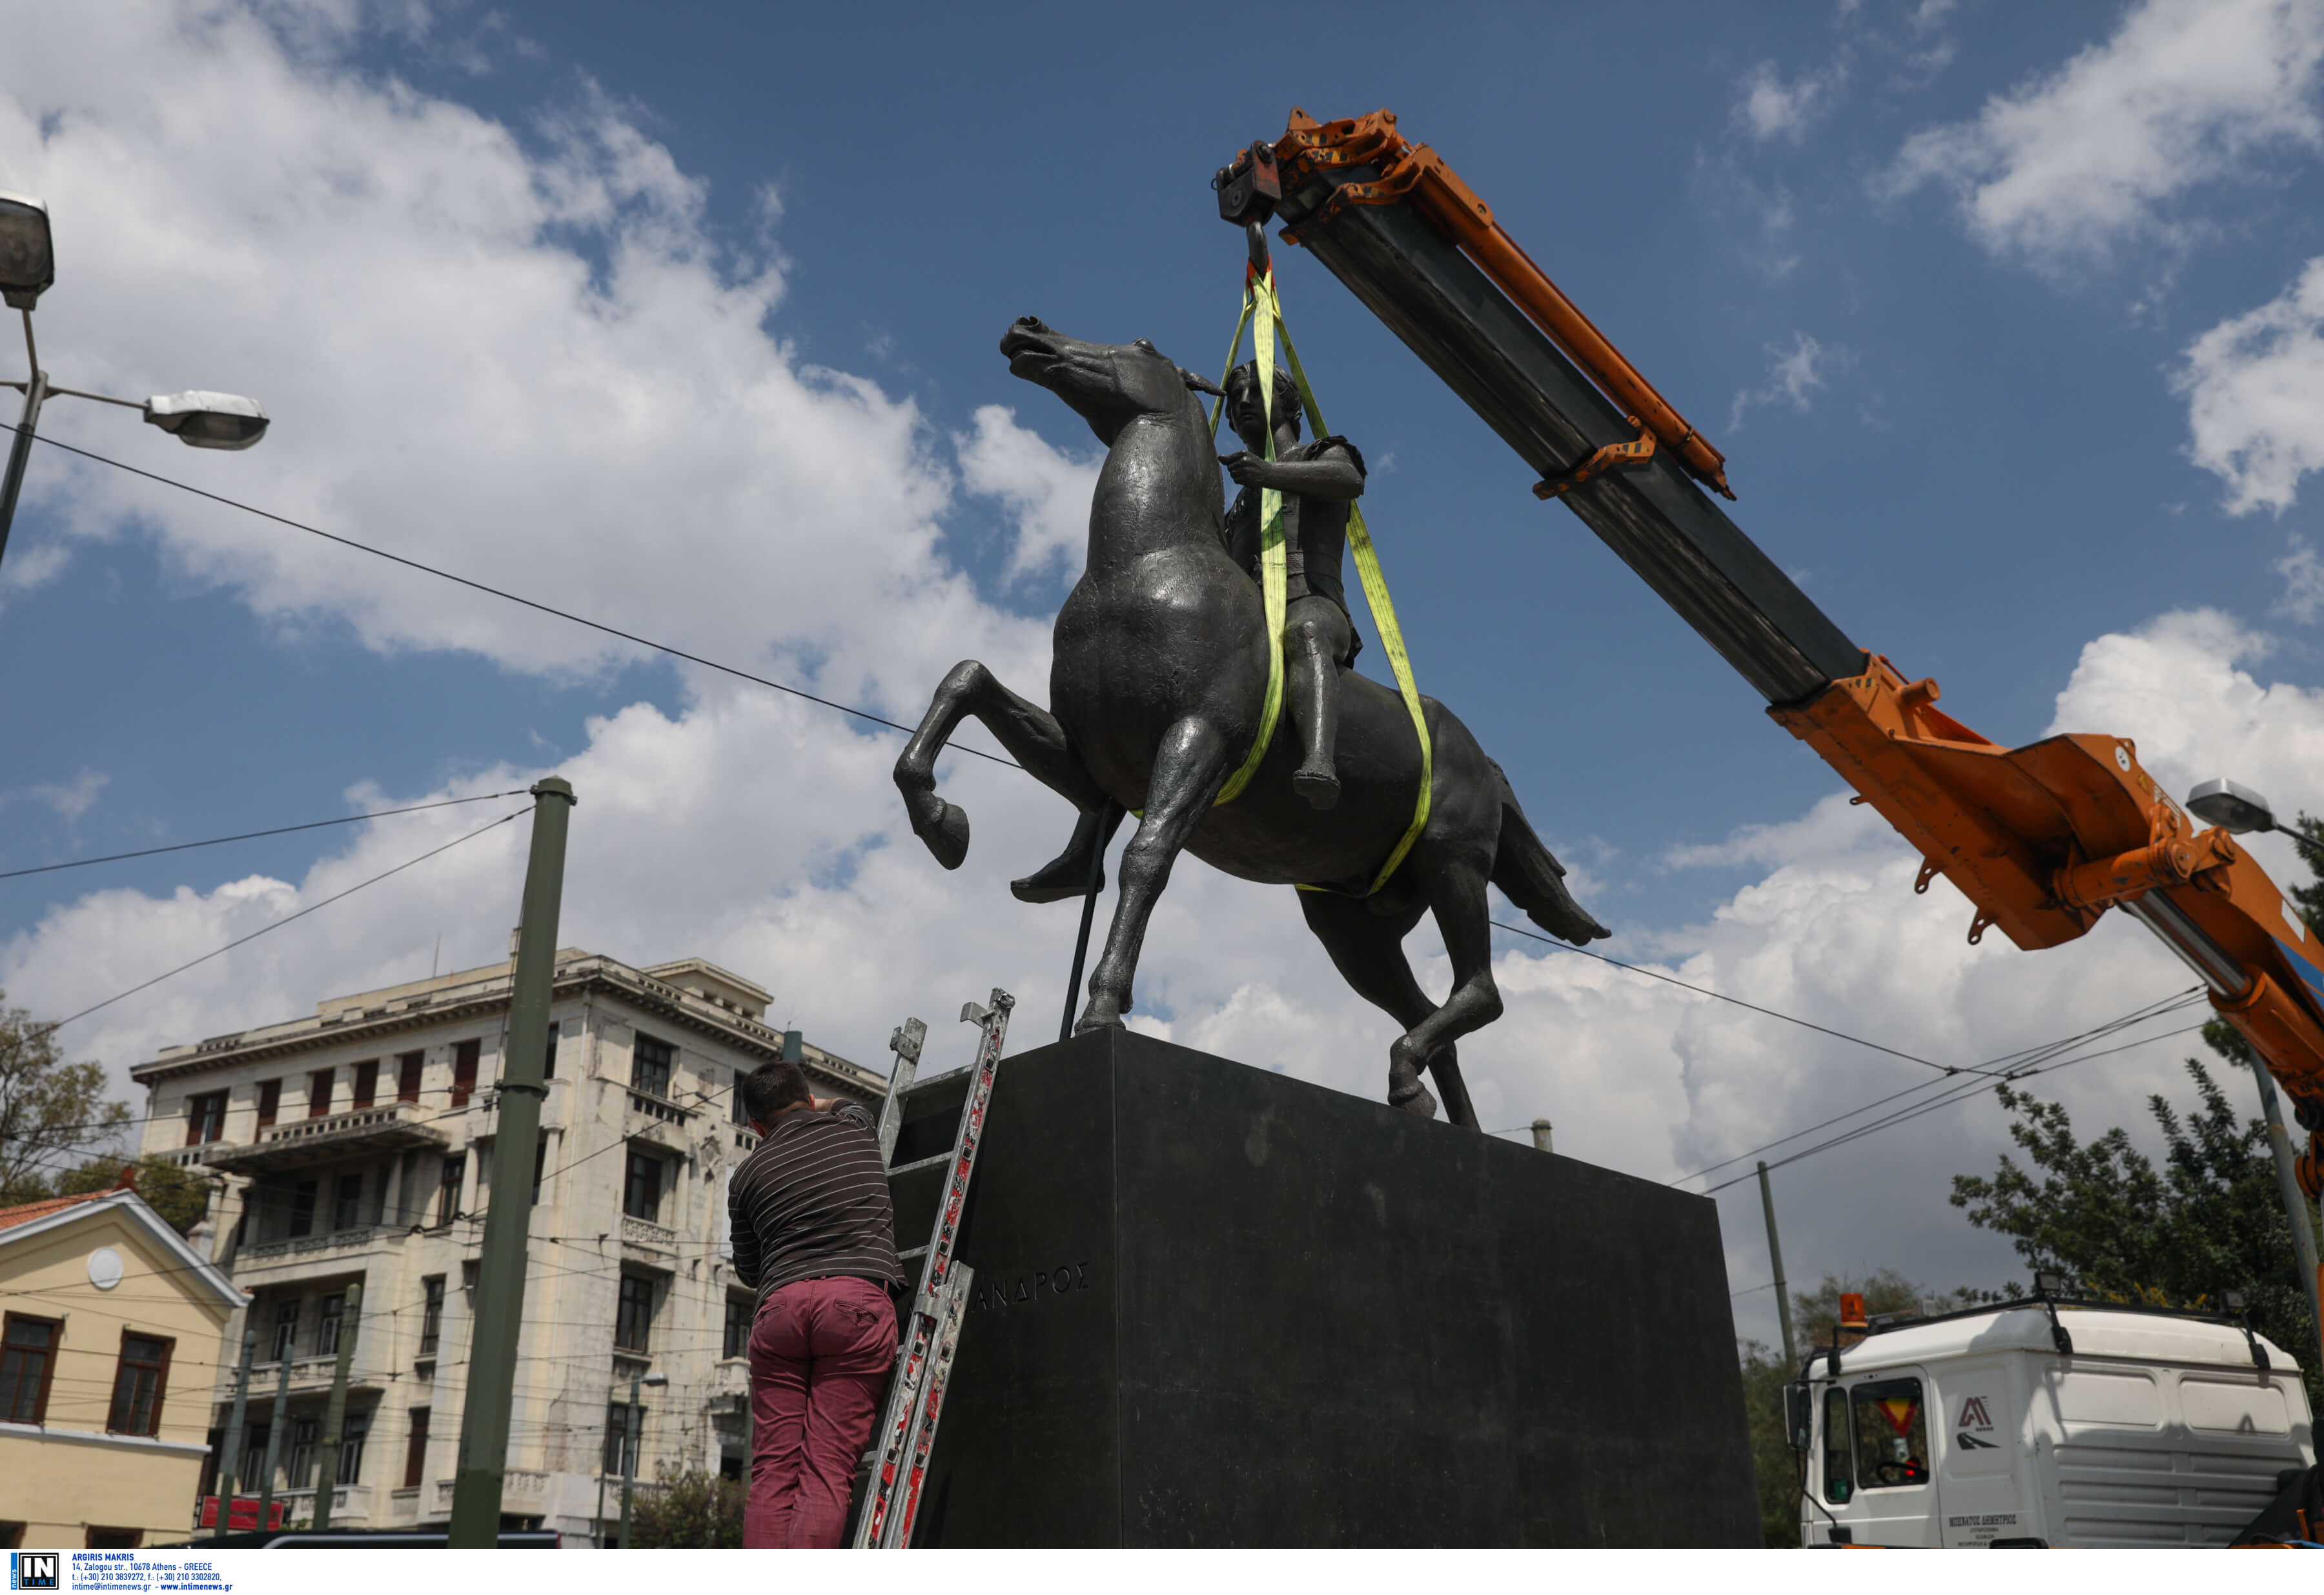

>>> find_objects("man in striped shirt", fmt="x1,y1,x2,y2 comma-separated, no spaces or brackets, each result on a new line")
729,1056,904,1549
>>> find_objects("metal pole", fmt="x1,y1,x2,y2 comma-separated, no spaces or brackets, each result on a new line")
311,1282,362,1530
618,1373,642,1549
1529,1119,1553,1154
0,355,48,576
1060,802,1118,1044
1758,1161,1797,1367
253,1350,292,1537
2249,1061,2323,1339
593,1462,608,1550
449,778,576,1547
210,1330,256,1543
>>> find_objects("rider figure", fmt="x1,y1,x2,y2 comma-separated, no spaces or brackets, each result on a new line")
1218,358,1366,811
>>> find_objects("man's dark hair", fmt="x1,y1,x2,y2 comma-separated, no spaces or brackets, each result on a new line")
1225,360,1302,438
742,1059,811,1125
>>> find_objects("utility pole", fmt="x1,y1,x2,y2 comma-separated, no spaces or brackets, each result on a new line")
618,1368,666,1548
449,778,577,1548
311,1282,363,1530
0,363,46,572
1530,1118,1553,1154
2248,1060,2324,1337
1758,1161,1797,1367
253,1351,291,1536
210,1329,255,1543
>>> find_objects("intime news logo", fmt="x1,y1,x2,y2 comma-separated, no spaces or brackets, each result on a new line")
10,1552,60,1591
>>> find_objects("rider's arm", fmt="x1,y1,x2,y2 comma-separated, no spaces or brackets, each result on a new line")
1219,443,1365,501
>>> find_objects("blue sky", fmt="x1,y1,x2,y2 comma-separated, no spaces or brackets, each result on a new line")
10,0,2324,1348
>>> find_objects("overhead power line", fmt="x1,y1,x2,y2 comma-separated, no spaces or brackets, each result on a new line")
0,789,533,882
20,429,1016,769
14,806,529,1048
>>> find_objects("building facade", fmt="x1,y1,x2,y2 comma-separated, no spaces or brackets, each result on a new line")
0,1186,248,1549
130,950,884,1541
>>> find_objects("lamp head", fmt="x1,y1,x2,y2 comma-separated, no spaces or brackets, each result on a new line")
2187,777,2278,835
641,1371,669,1388
0,192,54,311
143,390,269,451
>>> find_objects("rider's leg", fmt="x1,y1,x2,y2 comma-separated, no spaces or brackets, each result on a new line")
1285,597,1351,810
1012,802,1126,904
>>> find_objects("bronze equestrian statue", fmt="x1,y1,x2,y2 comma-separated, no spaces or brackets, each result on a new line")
893,318,1607,1129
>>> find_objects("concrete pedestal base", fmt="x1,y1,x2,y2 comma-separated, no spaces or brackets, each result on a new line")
886,1028,1757,1547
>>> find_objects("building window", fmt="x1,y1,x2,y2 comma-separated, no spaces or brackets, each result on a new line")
272,1299,300,1361
418,1277,444,1357
351,1060,378,1110
337,1408,370,1485
255,1079,281,1129
287,1416,318,1488
435,1155,463,1227
1849,1377,1931,1490
731,1073,751,1128
308,1068,335,1118
544,1021,558,1081
451,1039,480,1108
631,1034,673,1098
403,1408,430,1489
288,1181,318,1238
318,1293,345,1357
603,1403,636,1476
107,1332,172,1436
396,1051,423,1104
615,1274,655,1354
622,1150,663,1223
532,1140,547,1206
84,1529,141,1550
1,1315,60,1423
724,1297,750,1360
332,1173,363,1233
184,1091,228,1146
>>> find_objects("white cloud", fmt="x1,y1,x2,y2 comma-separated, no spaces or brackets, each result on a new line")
953,405,1103,585
2279,538,2324,622
1736,61,1846,143
1884,0,2324,268
1728,332,1840,431
2176,256,2324,514
26,769,108,824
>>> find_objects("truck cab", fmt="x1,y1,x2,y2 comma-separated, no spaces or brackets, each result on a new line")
1792,1301,2314,1547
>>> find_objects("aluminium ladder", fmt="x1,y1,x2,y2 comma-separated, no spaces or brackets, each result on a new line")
851,986,1013,1549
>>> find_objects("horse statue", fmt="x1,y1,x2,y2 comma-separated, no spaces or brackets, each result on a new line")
893,317,1607,1128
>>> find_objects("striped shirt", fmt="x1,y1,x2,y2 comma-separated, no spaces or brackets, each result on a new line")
728,1099,904,1304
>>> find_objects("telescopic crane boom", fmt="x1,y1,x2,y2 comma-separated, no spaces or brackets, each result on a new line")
1219,108,2324,1192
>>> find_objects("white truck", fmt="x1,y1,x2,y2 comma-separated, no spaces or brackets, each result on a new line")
1788,1297,2314,1547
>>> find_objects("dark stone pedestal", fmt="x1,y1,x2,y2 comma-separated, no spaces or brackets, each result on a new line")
886,1028,1758,1547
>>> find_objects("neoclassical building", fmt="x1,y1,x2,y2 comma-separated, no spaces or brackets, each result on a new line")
132,948,884,1540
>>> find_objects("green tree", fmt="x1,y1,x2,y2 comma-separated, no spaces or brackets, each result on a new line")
0,993,127,1206
1950,1057,2321,1405
629,1468,744,1549
51,1155,214,1237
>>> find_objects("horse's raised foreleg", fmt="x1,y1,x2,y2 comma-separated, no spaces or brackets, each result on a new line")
893,660,1105,870
1075,715,1232,1032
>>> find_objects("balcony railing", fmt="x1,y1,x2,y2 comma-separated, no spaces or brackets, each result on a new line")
238,1223,407,1266
201,1101,449,1175
431,1470,547,1514
278,1484,374,1527
223,1348,383,1399
620,1215,677,1251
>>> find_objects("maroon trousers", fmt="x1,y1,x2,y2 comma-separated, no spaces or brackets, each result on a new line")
745,1275,897,1549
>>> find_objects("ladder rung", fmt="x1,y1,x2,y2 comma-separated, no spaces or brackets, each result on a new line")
898,1245,928,1263
902,1065,970,1096
888,1150,955,1179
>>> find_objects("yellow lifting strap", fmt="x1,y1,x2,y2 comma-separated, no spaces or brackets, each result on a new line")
1207,266,1434,896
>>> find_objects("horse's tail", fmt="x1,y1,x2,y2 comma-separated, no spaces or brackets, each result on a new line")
1487,762,1610,945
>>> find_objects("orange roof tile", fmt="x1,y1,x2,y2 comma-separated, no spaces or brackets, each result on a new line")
0,1190,110,1234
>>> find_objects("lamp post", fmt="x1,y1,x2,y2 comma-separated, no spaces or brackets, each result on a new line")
0,191,269,575
617,1368,666,1549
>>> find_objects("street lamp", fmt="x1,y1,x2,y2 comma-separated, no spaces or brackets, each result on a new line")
2188,777,2278,836
0,192,269,576
618,1368,668,1550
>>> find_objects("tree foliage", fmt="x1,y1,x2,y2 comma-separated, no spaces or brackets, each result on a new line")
50,1155,213,1237
629,1467,744,1548
0,992,127,1206
1951,1055,2320,1403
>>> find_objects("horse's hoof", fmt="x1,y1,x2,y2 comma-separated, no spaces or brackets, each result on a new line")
1292,767,1340,810
1072,1009,1127,1037
909,799,970,871
1389,1079,1438,1119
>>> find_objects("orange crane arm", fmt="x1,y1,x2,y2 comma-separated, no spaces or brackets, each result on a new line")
1229,110,2324,1169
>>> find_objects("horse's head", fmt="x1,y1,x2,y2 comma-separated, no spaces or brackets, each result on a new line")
999,317,1219,446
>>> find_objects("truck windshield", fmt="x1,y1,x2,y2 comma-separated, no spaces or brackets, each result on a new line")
1822,1387,1852,1504
1850,1377,1930,1488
